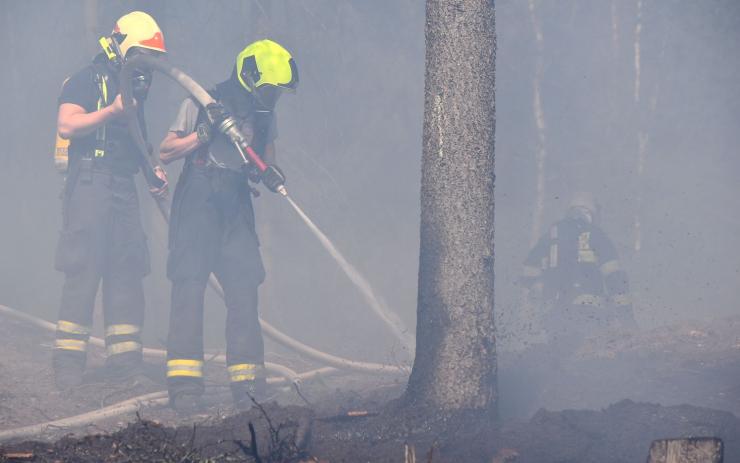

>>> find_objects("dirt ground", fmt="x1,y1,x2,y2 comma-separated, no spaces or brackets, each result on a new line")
0,312,739,462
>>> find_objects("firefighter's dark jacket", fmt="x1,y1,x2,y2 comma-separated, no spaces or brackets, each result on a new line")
58,53,145,176
521,217,630,307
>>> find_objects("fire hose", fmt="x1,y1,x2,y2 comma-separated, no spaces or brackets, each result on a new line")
120,54,410,374
0,57,410,444
0,302,338,443
0,365,336,443
0,303,313,385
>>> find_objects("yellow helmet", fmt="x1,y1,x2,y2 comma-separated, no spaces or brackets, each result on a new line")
113,11,166,57
236,39,298,93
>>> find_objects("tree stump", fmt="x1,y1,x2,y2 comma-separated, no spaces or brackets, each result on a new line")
647,438,723,463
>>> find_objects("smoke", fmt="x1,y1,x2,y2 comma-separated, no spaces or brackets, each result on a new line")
0,0,738,406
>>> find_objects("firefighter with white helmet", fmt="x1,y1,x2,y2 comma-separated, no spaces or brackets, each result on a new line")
159,39,298,412
520,192,637,345
52,11,168,389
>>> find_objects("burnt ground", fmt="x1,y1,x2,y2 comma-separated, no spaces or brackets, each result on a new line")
0,312,739,462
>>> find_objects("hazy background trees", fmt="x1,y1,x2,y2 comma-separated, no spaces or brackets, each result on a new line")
0,0,738,372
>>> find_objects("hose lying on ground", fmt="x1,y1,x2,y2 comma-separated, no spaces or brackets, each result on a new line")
0,391,169,443
0,365,340,444
0,304,306,384
119,54,410,375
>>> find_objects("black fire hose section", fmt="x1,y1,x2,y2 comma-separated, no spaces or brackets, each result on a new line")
119,55,408,376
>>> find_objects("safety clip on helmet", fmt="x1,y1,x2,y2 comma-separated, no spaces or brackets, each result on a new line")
98,11,166,69
236,39,298,110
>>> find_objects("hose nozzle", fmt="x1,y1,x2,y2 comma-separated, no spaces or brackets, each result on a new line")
219,116,287,196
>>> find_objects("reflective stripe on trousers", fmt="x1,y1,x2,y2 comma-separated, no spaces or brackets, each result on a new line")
228,363,264,382
105,324,142,357
54,319,91,352
167,359,204,378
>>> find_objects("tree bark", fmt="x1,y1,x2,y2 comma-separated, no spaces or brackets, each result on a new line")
647,438,724,463
404,0,497,414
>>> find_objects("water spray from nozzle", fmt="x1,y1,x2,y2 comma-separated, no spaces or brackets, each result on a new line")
284,195,415,352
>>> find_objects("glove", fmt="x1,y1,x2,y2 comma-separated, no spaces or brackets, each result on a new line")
244,163,262,183
205,102,231,126
195,121,212,145
261,164,286,193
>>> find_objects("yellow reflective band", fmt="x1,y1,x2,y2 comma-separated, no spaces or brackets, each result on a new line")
107,341,142,356
228,363,258,382
167,360,203,378
167,370,203,378
101,75,108,103
549,244,558,268
57,320,91,336
94,74,107,158
522,265,542,278
577,232,596,263
600,260,621,275
613,294,632,306
54,339,87,351
105,324,140,337
167,364,201,372
572,294,604,307
167,359,203,368
578,250,597,263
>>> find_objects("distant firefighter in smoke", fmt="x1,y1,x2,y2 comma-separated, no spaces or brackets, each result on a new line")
159,40,297,413
520,192,638,345
52,11,168,390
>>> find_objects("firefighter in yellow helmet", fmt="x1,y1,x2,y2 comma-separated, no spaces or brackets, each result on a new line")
520,192,637,347
159,40,298,412
52,11,168,389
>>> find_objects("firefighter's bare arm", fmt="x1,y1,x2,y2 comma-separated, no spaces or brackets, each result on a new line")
57,95,130,139
159,131,201,164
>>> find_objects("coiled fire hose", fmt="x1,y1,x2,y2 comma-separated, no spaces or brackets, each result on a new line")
119,54,409,375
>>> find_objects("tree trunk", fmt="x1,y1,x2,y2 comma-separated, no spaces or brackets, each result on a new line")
647,438,724,463
404,0,497,414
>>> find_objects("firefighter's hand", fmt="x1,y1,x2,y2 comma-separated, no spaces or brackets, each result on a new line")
262,164,286,193
109,94,136,117
149,166,169,199
246,163,262,183
205,102,231,126
195,122,212,145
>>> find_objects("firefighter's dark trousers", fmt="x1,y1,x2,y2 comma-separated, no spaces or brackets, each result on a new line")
53,170,149,375
166,165,265,398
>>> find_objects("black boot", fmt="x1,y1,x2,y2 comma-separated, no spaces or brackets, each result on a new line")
105,351,143,383
52,352,86,390
231,378,268,411
170,391,205,415
169,378,205,415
